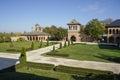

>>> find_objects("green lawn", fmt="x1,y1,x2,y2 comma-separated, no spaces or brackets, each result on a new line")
44,44,120,62
0,67,74,80
0,41,53,53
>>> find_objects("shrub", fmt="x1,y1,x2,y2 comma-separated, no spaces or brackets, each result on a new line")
54,65,114,77
25,62,54,70
10,41,14,47
17,38,26,42
46,40,49,46
68,40,70,46
31,42,34,50
39,40,43,48
46,53,69,57
19,47,26,64
53,45,55,52
59,42,62,49
64,41,67,47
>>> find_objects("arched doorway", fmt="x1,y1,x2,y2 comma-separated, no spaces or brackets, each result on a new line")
71,36,76,41
116,37,120,43
109,36,114,43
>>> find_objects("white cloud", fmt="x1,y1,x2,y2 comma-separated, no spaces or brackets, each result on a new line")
80,2,106,14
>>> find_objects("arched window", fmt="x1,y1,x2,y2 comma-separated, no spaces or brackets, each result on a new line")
109,29,111,34
116,29,119,34
113,29,115,34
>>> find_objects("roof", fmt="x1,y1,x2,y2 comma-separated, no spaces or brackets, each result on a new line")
67,19,81,25
106,19,120,27
21,31,50,36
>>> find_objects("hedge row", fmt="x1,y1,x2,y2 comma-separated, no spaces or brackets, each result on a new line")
54,65,114,79
25,62,54,70
46,53,69,57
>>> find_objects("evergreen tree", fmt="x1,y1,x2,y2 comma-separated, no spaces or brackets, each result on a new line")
31,42,34,50
39,40,43,48
64,41,67,47
53,45,55,52
59,42,62,49
46,40,49,46
20,47,26,64
68,40,70,46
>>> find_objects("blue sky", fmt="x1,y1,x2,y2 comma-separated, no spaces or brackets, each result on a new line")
0,0,120,32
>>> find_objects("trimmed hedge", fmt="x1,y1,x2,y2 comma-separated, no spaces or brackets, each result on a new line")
25,62,54,70
54,65,115,80
46,53,69,57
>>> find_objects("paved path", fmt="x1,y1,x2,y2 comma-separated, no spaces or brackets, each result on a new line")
0,43,120,74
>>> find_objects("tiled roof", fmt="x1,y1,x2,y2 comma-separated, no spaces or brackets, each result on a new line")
22,31,50,36
106,19,120,27
67,19,81,25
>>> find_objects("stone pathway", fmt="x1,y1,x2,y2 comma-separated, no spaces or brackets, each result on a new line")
0,43,120,74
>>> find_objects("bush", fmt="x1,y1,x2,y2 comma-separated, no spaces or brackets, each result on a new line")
53,45,55,52
25,62,55,70
59,42,62,49
31,42,34,50
64,41,67,47
39,40,43,48
46,40,49,46
17,38,26,42
19,47,26,64
10,41,14,47
46,53,69,57
68,40,70,46
54,65,114,78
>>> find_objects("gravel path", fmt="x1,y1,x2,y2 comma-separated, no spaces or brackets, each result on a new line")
0,43,120,74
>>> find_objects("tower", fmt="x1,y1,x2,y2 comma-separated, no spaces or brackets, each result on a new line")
67,19,81,42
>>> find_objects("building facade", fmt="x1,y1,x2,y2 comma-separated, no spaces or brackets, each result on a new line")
11,24,50,41
67,19,81,42
106,19,120,43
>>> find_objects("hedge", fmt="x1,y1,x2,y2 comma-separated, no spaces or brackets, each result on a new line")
46,53,69,57
54,65,114,79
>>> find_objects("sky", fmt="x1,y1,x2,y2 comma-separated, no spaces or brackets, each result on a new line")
0,0,120,32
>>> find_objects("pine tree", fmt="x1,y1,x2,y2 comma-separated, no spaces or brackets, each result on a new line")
31,42,34,50
64,41,66,47
59,42,62,49
39,40,43,48
20,47,26,64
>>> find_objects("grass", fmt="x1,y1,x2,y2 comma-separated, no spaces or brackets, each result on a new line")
0,41,53,53
44,44,120,62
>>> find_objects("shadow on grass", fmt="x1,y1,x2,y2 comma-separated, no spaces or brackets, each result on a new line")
0,57,58,80
0,72,58,80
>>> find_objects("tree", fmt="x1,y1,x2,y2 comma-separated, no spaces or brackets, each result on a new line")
31,42,34,50
68,40,70,46
64,41,67,47
84,19,105,41
53,45,55,52
20,47,26,64
46,40,49,46
39,40,43,48
59,42,62,49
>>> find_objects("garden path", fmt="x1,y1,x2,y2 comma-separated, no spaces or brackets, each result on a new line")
0,42,120,74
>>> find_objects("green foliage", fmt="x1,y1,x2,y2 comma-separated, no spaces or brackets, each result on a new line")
46,40,49,46
68,40,70,46
59,42,62,49
43,25,67,41
17,38,26,42
55,65,115,80
31,42,34,50
20,47,26,64
64,41,67,47
71,40,73,45
46,53,69,57
84,19,105,41
53,45,55,52
39,40,43,48
10,41,14,47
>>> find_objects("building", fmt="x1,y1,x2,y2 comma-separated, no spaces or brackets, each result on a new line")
106,19,120,43
67,19,82,42
11,24,50,41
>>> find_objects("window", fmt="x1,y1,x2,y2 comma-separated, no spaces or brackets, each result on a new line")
109,29,111,34
113,29,115,34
